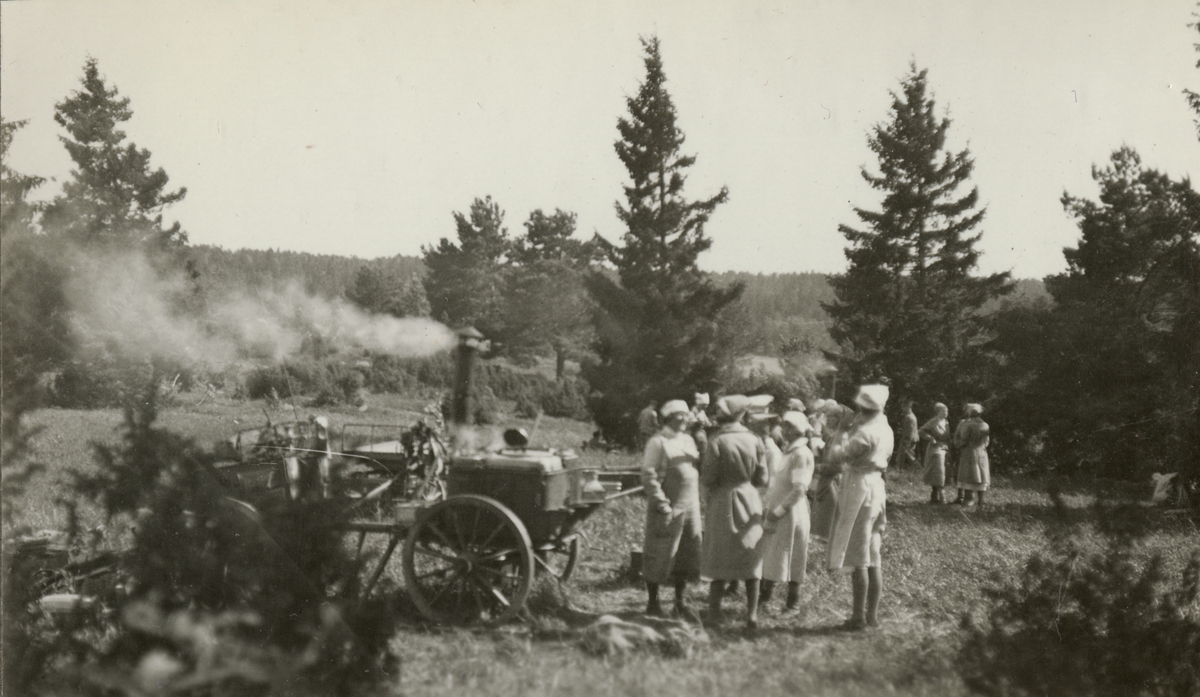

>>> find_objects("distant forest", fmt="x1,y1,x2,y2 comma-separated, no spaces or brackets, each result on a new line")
188,246,1048,355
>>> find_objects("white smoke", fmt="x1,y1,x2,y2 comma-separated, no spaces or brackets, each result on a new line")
64,247,455,368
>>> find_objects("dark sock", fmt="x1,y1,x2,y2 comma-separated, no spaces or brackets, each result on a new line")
746,579,760,625
708,580,724,615
866,567,882,626
850,568,867,624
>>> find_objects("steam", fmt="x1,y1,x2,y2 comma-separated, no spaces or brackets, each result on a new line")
64,248,455,368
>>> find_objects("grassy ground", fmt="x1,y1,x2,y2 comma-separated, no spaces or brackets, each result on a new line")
9,392,1198,696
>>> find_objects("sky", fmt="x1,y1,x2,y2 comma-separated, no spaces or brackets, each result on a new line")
2,0,1198,280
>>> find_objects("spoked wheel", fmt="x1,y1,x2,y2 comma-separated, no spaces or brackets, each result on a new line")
402,495,534,625
535,535,580,582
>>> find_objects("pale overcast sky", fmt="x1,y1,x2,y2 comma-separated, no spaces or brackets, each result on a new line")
2,0,1197,279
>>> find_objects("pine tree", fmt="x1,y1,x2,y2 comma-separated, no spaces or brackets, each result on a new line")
43,58,187,250
1038,148,1200,479
505,209,599,378
584,36,742,446
421,196,510,338
824,63,1011,407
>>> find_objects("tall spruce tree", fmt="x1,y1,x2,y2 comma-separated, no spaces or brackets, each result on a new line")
421,196,510,338
42,58,187,250
584,36,742,446
825,63,1011,408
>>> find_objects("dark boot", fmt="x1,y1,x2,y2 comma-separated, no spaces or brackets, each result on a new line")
930,488,939,504
975,491,986,508
785,582,801,611
759,580,775,607
646,582,664,616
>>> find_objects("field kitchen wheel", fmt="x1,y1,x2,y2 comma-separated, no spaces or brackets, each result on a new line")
535,535,580,582
402,495,534,625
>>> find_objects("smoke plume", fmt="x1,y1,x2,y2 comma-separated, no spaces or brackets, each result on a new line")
64,247,455,368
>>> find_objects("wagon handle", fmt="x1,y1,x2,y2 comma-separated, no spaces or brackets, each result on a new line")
604,484,644,502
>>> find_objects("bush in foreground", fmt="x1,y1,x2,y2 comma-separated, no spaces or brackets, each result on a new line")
959,496,1200,697
13,384,400,695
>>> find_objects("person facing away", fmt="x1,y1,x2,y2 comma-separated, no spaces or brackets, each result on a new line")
700,394,768,630
637,401,660,450
640,399,703,619
892,400,919,469
758,410,815,612
825,384,893,630
953,403,991,507
919,402,951,504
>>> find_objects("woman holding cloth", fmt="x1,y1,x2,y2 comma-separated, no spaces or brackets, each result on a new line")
759,411,815,612
919,403,951,504
641,400,703,618
701,395,768,630
825,384,893,630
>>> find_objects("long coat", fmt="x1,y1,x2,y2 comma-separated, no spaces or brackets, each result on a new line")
954,417,991,491
826,411,893,572
641,427,703,583
760,438,815,583
700,422,766,580
919,417,951,488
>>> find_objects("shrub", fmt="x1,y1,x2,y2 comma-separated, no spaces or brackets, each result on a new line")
540,377,589,420
959,496,1200,697
47,384,403,695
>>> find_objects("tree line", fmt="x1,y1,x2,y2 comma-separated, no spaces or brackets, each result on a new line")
4,18,1199,490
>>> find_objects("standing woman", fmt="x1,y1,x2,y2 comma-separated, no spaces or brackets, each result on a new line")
954,404,991,507
919,403,951,504
640,400,703,617
759,411,815,612
810,402,855,545
700,395,768,629
826,385,893,630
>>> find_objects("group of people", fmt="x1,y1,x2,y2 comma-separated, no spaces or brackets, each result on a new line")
892,400,992,507
638,384,896,631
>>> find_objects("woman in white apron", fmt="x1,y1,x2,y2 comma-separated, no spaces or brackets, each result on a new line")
641,400,703,617
825,385,893,630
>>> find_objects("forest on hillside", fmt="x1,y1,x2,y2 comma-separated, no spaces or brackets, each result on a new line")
185,247,1048,356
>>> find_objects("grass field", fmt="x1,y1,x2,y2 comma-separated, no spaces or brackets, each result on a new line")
9,392,1199,696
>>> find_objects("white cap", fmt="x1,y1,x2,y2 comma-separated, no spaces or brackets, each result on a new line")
854,385,889,412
